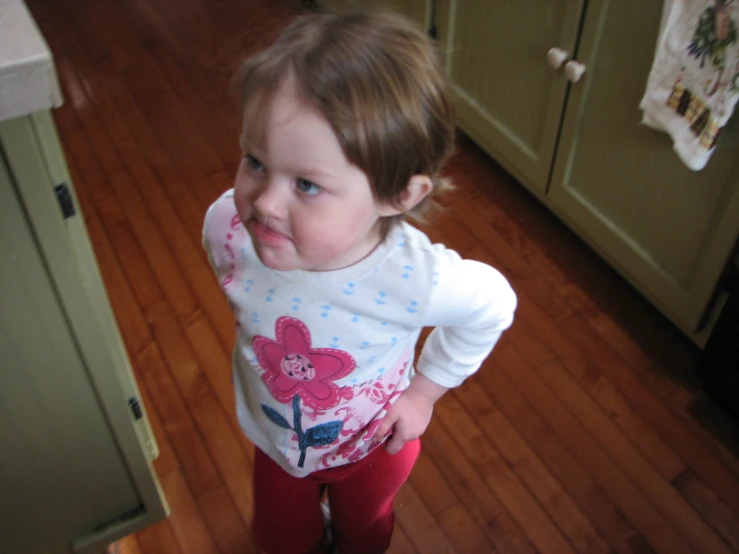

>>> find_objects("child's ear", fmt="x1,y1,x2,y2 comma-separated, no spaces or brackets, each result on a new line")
377,175,433,216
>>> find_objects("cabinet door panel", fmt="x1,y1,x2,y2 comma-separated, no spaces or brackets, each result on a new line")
438,0,584,194
0,114,168,553
549,0,739,336
0,154,141,554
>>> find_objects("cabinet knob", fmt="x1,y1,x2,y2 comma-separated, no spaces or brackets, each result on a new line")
564,60,587,83
547,47,569,69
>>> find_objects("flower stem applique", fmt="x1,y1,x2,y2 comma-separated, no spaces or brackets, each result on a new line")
262,395,343,467
255,316,355,467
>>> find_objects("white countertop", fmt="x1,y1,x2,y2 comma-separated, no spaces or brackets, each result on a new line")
0,0,62,122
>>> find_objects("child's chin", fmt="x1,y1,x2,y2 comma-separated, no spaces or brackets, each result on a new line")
255,248,300,272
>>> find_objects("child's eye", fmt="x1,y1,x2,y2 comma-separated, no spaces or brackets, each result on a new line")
296,178,321,196
244,155,264,172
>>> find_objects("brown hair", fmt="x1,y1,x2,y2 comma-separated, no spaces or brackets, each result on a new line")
235,10,456,228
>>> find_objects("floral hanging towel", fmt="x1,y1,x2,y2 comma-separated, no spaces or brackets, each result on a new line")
640,0,739,170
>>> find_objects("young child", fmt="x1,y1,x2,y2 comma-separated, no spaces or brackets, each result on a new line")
203,10,516,554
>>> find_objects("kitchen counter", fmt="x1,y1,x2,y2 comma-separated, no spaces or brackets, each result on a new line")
0,0,61,122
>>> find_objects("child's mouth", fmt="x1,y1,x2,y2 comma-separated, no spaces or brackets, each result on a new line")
252,219,290,246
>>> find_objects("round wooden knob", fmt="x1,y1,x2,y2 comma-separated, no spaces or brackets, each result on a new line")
564,60,587,83
547,47,568,69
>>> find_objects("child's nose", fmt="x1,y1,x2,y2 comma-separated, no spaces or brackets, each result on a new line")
252,180,287,220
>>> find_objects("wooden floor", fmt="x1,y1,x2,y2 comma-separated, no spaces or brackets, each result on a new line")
26,0,739,552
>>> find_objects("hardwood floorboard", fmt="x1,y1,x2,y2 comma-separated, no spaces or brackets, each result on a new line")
478,367,652,554
25,0,739,552
494,343,692,554
136,519,183,554
136,341,225,499
108,534,143,554
196,486,259,554
68,162,154,355
537,360,733,554
423,420,537,554
389,524,419,554
160,471,221,554
93,69,212,250
395,483,457,554
673,470,739,552
453,383,612,554
408,450,459,516
557,314,739,516
437,503,497,554
434,396,580,554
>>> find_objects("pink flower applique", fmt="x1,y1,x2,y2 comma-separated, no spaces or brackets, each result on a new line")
253,316,356,411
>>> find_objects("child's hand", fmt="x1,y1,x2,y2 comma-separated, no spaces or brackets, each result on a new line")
373,373,448,455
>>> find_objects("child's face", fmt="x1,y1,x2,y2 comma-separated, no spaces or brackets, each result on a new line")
234,80,396,272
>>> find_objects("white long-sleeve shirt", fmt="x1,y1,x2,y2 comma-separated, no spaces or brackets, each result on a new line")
203,190,516,476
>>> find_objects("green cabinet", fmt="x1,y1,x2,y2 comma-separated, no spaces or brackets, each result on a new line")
0,112,168,554
439,0,584,194
438,0,739,344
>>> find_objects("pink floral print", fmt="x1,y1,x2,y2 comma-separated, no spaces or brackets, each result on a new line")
253,316,356,410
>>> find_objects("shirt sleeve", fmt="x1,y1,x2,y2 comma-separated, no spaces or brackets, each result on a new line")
416,250,517,388
202,189,235,274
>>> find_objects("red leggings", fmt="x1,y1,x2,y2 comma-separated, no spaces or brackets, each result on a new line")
252,439,421,554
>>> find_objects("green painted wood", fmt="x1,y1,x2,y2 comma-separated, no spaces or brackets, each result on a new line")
548,0,739,340
0,114,168,553
437,0,584,195
0,145,140,554
30,111,161,463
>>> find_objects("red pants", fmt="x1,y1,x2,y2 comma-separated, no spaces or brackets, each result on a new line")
252,439,421,554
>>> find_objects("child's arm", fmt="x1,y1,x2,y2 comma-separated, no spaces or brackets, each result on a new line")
373,252,517,454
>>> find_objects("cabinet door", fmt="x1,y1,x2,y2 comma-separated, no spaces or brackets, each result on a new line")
437,0,584,194
318,0,430,28
548,0,739,338
0,114,168,554
0,154,141,554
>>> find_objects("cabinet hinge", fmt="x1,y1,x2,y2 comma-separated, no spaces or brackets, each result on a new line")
54,183,76,219
128,397,143,420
